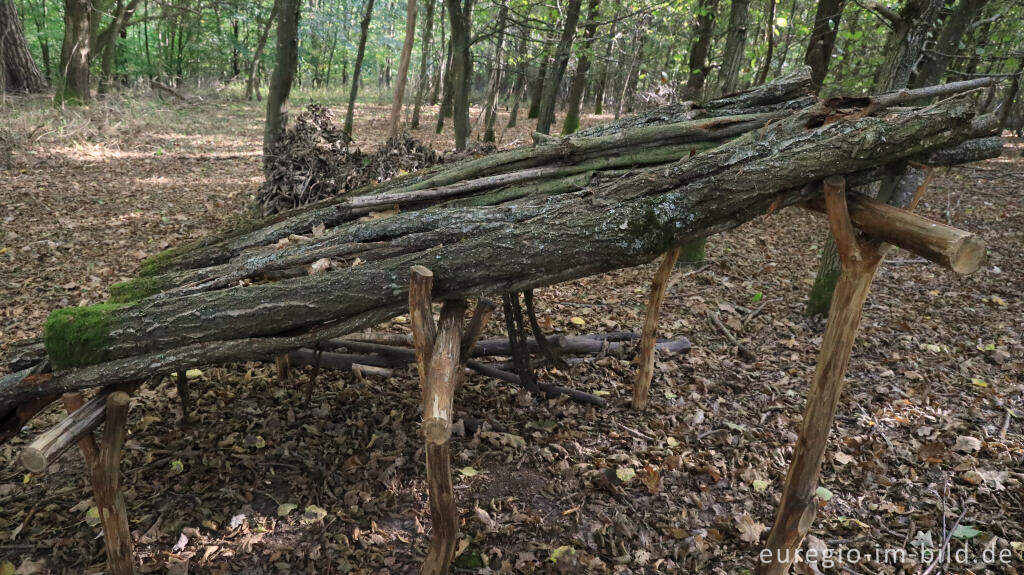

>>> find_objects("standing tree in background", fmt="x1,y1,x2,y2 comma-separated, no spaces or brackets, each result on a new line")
913,0,988,90
803,0,846,93
58,0,91,103
753,0,777,85
444,0,472,150
562,0,600,134
482,3,508,142
247,0,280,101
616,19,646,118
410,0,436,128
1,0,47,93
536,0,583,135
506,25,528,128
388,0,418,139
263,0,301,158
682,0,720,99
526,52,547,119
95,0,142,94
591,11,617,115
345,0,375,135
718,0,751,96
805,0,946,317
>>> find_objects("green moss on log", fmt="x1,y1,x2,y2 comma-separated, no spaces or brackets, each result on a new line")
108,276,171,303
139,247,184,277
43,303,124,369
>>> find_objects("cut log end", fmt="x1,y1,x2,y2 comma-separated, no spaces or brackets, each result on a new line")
422,417,452,445
950,235,985,274
21,448,48,474
410,265,434,278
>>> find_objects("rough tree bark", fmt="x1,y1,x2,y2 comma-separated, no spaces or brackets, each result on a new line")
536,0,583,135
246,0,279,101
58,0,91,103
803,0,845,93
444,0,472,149
482,4,507,142
753,0,776,86
718,0,751,96
0,73,1001,420
562,0,600,134
388,0,418,139
683,0,720,99
344,0,375,136
410,0,435,129
263,0,301,158
912,0,988,91
0,0,47,93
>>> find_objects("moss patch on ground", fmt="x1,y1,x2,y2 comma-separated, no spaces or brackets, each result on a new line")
43,303,124,369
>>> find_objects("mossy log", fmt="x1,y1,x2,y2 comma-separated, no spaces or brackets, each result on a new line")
0,73,1003,422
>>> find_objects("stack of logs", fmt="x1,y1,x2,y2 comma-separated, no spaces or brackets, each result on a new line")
0,68,1000,574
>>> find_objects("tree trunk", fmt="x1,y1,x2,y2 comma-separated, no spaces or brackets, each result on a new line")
562,0,600,135
388,0,418,138
803,0,845,93
0,0,47,92
998,58,1024,131
344,0,375,135
912,0,988,91
616,24,645,117
58,0,90,103
263,0,301,158
247,0,279,101
536,0,584,135
444,0,472,150
482,4,508,142
431,1,445,105
527,53,547,119
96,0,141,94
683,0,720,100
505,26,528,128
873,0,946,92
753,0,776,86
592,13,616,114
410,0,435,129
718,0,751,96
435,39,453,133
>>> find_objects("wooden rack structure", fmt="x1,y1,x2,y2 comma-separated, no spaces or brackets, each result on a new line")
14,170,984,575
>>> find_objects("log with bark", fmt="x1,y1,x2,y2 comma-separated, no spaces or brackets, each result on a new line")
0,68,1004,428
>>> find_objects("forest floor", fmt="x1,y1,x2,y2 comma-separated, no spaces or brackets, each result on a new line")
1,90,1022,575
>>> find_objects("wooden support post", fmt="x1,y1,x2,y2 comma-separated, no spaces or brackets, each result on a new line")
758,177,882,574
91,392,136,575
409,266,494,575
175,370,191,422
276,354,291,382
632,246,682,410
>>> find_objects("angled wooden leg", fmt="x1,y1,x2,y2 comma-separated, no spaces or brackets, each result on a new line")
633,246,682,410
175,370,191,423
61,392,99,468
758,177,882,575
91,391,137,575
410,266,491,575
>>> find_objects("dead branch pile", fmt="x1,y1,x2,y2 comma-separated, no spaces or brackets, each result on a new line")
256,105,443,216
